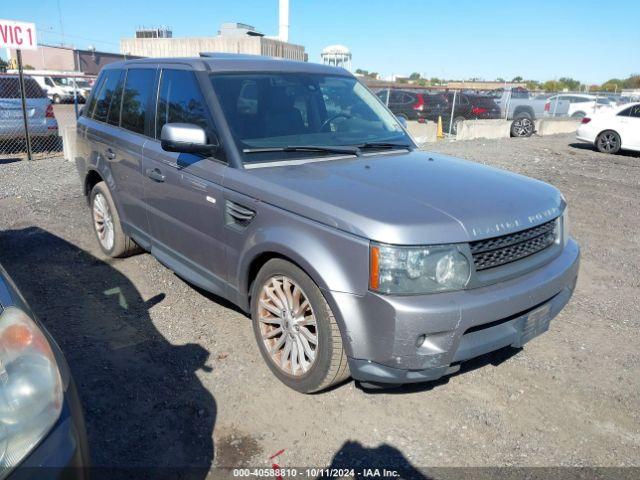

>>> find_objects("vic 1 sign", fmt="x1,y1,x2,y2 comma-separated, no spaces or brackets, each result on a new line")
0,19,37,51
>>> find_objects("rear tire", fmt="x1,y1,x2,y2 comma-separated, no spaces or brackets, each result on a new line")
251,259,350,393
596,130,621,154
89,181,142,258
510,112,534,137
452,116,465,135
52,94,61,104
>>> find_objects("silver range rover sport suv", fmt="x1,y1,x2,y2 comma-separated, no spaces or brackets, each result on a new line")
75,54,580,393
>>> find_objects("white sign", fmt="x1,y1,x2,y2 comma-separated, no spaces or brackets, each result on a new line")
0,19,37,51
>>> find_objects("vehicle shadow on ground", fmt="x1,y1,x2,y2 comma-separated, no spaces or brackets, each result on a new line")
318,441,430,479
568,142,640,158
357,346,521,395
0,227,216,479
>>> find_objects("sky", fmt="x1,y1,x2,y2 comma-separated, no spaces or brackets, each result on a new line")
3,0,639,84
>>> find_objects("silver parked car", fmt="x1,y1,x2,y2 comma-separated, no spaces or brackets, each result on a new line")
75,55,580,393
0,75,58,143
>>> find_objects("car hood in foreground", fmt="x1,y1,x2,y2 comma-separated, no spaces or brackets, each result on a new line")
231,150,563,245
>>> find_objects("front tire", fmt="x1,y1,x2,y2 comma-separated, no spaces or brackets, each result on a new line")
596,130,621,154
52,94,61,104
251,259,350,393
90,181,141,258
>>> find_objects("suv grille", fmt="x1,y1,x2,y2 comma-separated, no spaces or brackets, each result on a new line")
470,220,557,271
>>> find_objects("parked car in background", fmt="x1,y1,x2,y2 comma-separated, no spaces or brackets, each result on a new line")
495,88,570,137
546,94,613,118
0,263,89,477
576,102,640,154
76,55,579,393
375,89,443,123
377,89,500,134
437,92,501,134
27,73,76,104
0,74,58,147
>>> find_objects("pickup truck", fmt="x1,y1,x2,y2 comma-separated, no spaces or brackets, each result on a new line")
494,88,570,137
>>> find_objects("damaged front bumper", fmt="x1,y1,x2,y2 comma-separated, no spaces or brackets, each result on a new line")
326,239,580,385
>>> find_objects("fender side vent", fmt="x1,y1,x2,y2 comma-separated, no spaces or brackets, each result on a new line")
225,200,256,231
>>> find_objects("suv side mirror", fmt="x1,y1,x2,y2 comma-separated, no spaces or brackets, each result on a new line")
160,123,219,154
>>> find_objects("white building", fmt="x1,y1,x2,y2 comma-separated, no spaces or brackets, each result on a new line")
320,45,352,71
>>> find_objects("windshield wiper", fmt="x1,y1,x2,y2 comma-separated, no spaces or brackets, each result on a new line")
356,142,413,150
243,145,361,156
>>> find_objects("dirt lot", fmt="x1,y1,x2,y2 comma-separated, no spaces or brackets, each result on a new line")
0,134,638,474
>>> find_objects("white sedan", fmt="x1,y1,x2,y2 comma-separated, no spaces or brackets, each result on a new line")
576,102,640,154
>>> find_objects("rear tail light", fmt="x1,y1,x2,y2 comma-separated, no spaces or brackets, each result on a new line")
544,101,550,112
45,104,55,118
581,117,591,124
471,106,488,115
412,94,425,111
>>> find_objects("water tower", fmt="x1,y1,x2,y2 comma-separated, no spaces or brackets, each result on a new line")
320,45,352,71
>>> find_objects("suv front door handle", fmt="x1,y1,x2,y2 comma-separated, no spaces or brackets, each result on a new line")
105,148,116,160
146,168,166,182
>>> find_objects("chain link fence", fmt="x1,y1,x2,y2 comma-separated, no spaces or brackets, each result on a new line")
0,72,95,161
370,83,635,138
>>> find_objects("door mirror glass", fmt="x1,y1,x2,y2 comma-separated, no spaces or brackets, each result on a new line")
160,123,219,154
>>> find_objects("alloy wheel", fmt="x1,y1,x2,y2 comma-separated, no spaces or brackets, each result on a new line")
93,193,115,251
513,118,533,137
598,132,618,152
257,276,318,376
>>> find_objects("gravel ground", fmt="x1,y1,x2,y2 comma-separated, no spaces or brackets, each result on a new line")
0,134,638,475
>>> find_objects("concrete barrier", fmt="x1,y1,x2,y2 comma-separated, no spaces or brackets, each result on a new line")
535,118,581,136
62,126,76,162
406,120,438,144
456,119,511,141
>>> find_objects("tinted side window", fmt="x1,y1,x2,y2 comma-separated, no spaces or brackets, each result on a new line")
617,107,632,117
92,70,121,122
121,68,156,135
85,73,105,117
628,105,640,118
107,71,126,126
156,69,212,140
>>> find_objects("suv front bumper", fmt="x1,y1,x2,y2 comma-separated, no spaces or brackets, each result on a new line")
326,239,580,384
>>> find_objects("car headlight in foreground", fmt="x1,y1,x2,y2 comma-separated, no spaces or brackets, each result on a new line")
0,307,62,478
370,243,470,294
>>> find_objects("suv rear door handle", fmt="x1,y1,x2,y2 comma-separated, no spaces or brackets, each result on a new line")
146,168,166,182
106,148,116,160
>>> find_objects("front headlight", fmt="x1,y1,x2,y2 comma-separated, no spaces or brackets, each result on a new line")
370,243,470,294
0,308,63,477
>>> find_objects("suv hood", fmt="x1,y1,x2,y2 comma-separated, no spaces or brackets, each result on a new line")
232,150,563,245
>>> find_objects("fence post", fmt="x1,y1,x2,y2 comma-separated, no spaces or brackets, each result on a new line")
448,90,457,135
16,49,33,161
73,76,79,119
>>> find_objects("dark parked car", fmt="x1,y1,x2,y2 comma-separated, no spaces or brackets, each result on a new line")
377,89,501,134
0,264,89,478
76,54,579,393
375,89,447,123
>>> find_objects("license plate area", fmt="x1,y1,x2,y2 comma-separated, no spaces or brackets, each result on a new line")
521,303,552,342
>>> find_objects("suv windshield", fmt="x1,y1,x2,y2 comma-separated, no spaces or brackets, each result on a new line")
210,73,410,162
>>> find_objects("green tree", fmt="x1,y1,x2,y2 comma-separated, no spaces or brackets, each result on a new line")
526,80,541,90
558,77,581,91
409,72,421,80
542,80,562,92
429,77,442,86
0,58,7,72
511,76,523,82
496,77,505,82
